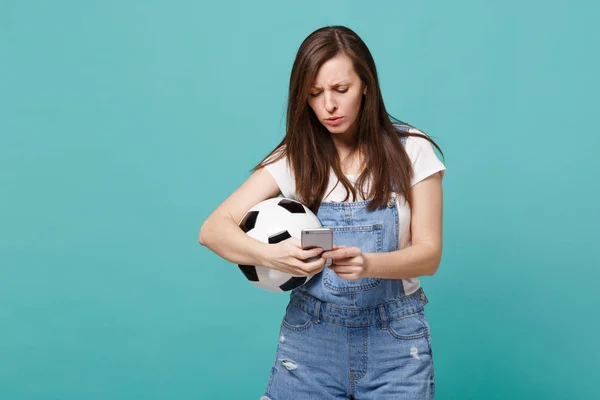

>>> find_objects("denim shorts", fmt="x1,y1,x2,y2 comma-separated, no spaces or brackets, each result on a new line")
262,287,435,399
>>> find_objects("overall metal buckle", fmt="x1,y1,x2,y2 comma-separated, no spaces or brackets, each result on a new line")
387,191,397,207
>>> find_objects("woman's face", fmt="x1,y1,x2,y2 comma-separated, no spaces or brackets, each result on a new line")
307,53,366,137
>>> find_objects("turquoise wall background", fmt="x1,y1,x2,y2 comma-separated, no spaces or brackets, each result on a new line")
1,0,598,398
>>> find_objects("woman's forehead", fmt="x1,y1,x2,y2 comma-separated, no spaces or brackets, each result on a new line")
312,56,358,87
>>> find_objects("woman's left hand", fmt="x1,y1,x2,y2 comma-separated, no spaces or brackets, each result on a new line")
321,245,367,281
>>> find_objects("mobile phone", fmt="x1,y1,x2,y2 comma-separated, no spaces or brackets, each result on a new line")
301,228,333,251
301,228,333,267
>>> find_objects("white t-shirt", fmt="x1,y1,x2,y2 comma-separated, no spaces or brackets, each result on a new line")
264,127,446,295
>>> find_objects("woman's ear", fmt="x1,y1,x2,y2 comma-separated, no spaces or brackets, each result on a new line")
363,85,367,95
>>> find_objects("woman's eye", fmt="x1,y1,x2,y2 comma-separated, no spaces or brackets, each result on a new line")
309,89,347,97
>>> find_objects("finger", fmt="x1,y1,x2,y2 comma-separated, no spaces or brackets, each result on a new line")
287,257,306,271
298,247,324,260
299,257,326,275
329,257,357,265
323,252,354,261
329,265,357,274
321,249,340,259
291,261,315,276
292,269,312,277
328,245,348,253
322,247,358,260
340,247,360,258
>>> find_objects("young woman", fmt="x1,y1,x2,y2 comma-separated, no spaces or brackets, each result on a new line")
199,25,446,400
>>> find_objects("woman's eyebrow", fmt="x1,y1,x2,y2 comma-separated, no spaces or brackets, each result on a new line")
311,81,350,89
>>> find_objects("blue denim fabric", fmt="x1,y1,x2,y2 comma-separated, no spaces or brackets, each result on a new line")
263,135,436,399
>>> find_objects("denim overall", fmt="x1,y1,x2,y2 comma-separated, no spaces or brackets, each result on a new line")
263,137,436,400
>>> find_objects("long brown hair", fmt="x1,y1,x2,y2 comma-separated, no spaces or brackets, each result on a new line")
253,25,444,212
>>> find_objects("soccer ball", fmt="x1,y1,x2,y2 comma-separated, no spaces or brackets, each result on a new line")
237,197,322,292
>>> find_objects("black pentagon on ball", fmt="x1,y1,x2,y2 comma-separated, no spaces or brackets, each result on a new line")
268,230,291,244
239,211,259,233
238,264,259,281
278,199,306,214
280,276,307,291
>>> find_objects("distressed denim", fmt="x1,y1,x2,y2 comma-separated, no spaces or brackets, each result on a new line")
264,158,436,399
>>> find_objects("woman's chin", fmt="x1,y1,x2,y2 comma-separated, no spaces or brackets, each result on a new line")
323,124,346,134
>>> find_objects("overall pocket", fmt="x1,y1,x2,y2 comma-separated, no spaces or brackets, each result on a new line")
281,303,313,331
386,309,431,340
324,224,383,292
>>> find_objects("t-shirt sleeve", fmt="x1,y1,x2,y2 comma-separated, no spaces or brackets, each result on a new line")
405,130,446,186
263,152,297,199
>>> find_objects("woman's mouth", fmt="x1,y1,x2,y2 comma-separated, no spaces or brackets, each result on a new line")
325,117,343,126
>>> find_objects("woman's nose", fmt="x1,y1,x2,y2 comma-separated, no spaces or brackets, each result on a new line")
324,93,337,112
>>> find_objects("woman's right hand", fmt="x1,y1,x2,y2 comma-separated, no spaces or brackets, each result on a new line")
263,237,327,277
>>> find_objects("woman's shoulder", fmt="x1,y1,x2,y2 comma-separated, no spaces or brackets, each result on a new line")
392,123,433,150
392,122,426,136
392,122,412,133
263,145,292,176
262,145,297,199
393,124,445,185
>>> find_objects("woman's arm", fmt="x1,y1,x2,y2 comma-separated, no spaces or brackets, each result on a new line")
322,172,443,280
365,172,443,278
198,167,281,266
